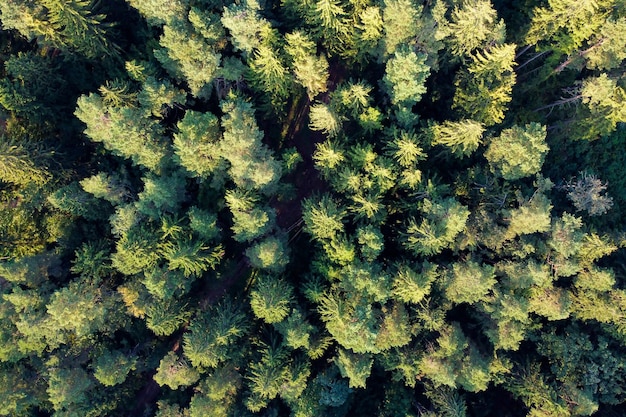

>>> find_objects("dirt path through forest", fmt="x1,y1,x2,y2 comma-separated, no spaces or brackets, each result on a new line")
130,64,344,416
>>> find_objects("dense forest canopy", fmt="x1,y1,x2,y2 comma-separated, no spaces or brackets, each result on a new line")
1,0,626,416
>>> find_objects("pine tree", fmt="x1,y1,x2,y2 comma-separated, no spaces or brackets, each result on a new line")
154,19,222,99
525,0,611,55
126,0,189,26
0,0,118,58
286,32,329,99
220,97,283,192
75,93,167,171
246,236,290,272
309,103,343,138
80,172,131,205
183,299,248,369
453,44,517,126
92,349,137,386
154,351,201,390
444,0,505,57
444,261,496,305
249,273,294,323
430,119,485,157
335,349,373,388
46,364,94,414
391,262,437,304
221,0,270,55
584,17,626,70
0,137,50,186
404,197,470,256
381,0,420,55
382,46,430,106
574,74,626,140
485,123,549,180
302,194,346,242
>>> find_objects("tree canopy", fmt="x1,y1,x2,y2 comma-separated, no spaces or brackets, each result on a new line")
1,0,626,416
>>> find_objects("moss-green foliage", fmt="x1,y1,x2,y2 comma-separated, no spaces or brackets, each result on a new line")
2,0,626,415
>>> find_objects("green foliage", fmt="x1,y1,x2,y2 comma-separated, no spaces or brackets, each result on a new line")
46,276,123,340
443,0,505,57
160,239,223,277
392,262,437,304
155,351,201,390
525,0,610,55
0,137,50,186
220,97,283,192
189,366,242,417
248,44,293,109
47,182,104,220
383,47,430,106
146,299,191,336
174,111,223,178
302,194,346,242
286,32,329,98
575,74,626,140
0,0,117,58
4,0,626,415
335,349,372,388
75,93,167,170
430,119,484,157
226,189,276,242
47,365,94,413
249,274,294,323
93,349,137,386
111,225,160,275
445,261,496,305
126,0,188,26
0,362,45,416
155,18,222,99
246,236,290,272
584,17,626,70
135,171,187,219
245,340,290,410
404,197,470,256
309,103,343,138
71,241,112,280
453,44,517,126
183,299,248,369
485,123,549,180
80,172,130,205
221,0,269,55
381,0,421,55
504,192,553,240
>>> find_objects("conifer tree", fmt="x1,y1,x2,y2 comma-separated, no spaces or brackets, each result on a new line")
183,299,248,369
382,46,430,106
444,0,505,57
430,119,485,157
126,0,189,26
0,0,118,58
285,31,329,99
525,0,612,55
485,123,549,180
154,19,222,99
453,44,517,126
220,97,283,192
0,138,50,186
249,274,294,323
75,93,167,171
155,351,201,390
221,0,270,55
404,197,470,256
381,0,420,55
